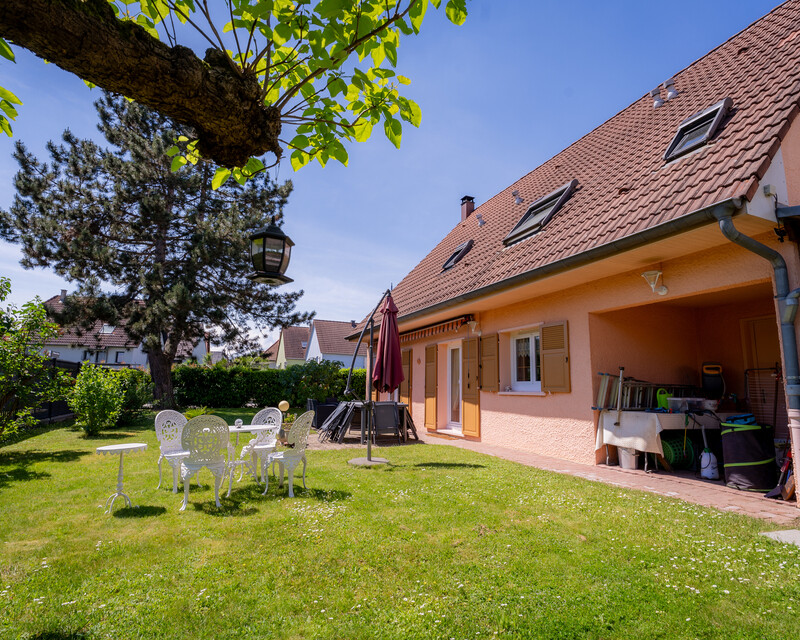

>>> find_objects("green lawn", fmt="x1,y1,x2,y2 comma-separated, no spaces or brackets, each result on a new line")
1,410,799,639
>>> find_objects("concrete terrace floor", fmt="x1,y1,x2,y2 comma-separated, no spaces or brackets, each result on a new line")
312,426,799,526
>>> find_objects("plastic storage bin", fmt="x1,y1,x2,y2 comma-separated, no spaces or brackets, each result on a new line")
720,421,777,491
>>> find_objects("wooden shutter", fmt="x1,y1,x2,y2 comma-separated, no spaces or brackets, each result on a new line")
541,321,570,393
462,337,480,438
424,345,437,430
480,334,499,392
400,349,412,405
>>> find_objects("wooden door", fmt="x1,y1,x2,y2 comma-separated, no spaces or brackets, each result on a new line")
400,348,412,406
424,345,437,431
462,337,480,438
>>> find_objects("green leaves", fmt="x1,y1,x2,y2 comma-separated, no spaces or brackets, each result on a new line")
384,117,402,149
0,39,21,138
212,167,231,189
0,38,15,62
445,0,468,26
75,1,469,174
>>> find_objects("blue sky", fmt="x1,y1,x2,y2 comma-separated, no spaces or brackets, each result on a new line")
0,0,781,346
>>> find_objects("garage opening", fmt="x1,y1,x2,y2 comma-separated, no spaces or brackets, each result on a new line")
589,281,790,492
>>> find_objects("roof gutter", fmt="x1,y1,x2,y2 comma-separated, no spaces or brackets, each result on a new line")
397,198,746,326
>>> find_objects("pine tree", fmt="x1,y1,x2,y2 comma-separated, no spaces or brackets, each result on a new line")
0,92,310,407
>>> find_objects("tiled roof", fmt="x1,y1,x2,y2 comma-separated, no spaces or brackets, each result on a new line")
387,1,800,321
281,326,310,360
43,295,139,349
312,319,368,357
263,338,280,361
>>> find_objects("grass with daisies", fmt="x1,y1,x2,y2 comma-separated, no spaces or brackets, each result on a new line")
1,410,799,639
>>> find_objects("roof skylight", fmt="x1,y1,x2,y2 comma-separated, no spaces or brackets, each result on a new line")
442,239,474,271
664,97,732,162
503,180,577,246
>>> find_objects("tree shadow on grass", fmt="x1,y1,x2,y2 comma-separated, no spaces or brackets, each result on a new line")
0,449,88,489
412,462,487,469
0,467,51,488
113,505,167,518
30,631,89,640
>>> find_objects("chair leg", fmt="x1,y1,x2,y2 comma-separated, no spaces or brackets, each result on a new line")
157,455,163,490
172,464,179,494
301,455,307,490
287,466,295,498
180,474,191,511
227,466,234,498
214,474,222,508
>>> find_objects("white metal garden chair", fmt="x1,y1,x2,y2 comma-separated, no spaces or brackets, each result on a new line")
263,410,314,498
179,415,229,510
239,407,282,483
154,410,189,493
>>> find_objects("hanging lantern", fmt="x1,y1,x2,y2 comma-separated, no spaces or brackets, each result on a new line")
248,223,294,285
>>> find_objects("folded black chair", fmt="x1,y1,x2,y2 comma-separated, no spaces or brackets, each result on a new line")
372,401,403,444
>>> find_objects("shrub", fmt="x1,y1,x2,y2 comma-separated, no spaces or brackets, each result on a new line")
114,368,154,425
183,406,214,419
281,359,344,407
171,363,368,408
0,278,68,438
69,364,123,436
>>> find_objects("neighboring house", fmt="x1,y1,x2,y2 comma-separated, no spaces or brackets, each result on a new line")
261,337,280,369
306,319,367,368
371,1,800,484
273,326,310,369
43,291,208,367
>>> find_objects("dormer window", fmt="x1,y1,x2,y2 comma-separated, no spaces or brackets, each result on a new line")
100,324,115,334
504,180,577,246
442,239,474,271
664,97,732,162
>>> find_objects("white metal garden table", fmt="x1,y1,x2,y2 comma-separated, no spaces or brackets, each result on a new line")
96,442,147,513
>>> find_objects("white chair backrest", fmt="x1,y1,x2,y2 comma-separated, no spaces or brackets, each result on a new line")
251,407,282,446
155,410,188,454
287,411,314,453
181,415,229,465
252,407,282,426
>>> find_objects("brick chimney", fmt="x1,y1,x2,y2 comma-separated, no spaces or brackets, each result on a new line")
59,289,67,302
461,195,475,222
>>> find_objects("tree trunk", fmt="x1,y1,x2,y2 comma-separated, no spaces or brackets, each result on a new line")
149,349,176,409
0,0,281,167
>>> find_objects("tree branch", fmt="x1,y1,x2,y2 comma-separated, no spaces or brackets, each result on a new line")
0,0,279,167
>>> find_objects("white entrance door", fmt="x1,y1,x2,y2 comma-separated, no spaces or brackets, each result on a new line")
448,344,462,431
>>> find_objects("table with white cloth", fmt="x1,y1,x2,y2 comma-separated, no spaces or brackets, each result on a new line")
595,410,664,455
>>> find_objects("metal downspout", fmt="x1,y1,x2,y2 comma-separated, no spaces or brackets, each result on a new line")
715,209,800,496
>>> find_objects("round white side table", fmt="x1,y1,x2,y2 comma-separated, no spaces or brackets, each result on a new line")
96,443,148,513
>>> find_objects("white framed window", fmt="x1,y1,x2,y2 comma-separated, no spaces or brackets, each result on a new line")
510,331,541,392
115,351,126,363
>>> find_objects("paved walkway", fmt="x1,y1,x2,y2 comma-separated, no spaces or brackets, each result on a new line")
417,431,800,526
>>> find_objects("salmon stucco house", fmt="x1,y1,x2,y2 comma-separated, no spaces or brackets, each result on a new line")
373,1,800,499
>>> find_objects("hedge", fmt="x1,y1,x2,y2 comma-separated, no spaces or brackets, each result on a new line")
173,362,368,409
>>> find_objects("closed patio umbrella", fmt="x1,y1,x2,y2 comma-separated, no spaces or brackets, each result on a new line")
344,289,404,465
372,294,404,394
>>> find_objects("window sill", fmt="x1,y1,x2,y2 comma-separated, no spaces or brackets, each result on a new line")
498,391,546,397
